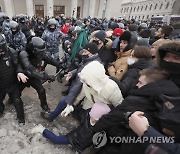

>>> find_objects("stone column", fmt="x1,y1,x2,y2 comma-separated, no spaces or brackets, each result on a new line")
89,0,96,17
98,0,105,18
104,0,112,19
26,0,34,17
3,0,14,18
82,0,89,18
71,0,77,18
47,0,54,17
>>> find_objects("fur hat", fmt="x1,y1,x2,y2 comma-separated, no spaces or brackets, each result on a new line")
158,40,180,60
89,102,111,121
83,42,99,54
119,31,131,43
94,30,106,42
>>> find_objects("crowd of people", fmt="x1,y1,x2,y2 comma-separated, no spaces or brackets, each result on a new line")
0,13,180,154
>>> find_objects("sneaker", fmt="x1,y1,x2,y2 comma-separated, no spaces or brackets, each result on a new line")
41,112,52,122
41,105,50,113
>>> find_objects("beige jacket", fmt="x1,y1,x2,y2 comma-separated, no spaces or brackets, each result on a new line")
108,49,132,80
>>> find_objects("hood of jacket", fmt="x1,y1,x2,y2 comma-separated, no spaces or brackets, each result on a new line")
78,61,109,94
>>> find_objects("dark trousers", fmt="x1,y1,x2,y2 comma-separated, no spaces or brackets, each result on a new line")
0,84,25,122
19,77,48,108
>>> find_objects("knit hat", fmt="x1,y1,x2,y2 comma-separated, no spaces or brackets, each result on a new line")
94,30,106,42
139,29,151,38
108,22,119,30
83,42,99,54
128,24,138,31
119,31,131,43
118,23,125,29
89,102,111,121
136,38,150,48
140,23,148,28
113,28,124,36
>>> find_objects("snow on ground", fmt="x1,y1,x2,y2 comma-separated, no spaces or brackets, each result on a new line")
0,65,79,154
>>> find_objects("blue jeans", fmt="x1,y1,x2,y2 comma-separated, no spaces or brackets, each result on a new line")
49,97,67,121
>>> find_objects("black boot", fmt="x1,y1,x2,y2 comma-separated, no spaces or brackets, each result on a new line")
0,103,5,117
41,104,50,113
13,99,25,125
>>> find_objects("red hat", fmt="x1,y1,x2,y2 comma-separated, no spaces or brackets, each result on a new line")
113,28,124,36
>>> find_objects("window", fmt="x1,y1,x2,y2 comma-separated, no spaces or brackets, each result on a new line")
154,4,157,10
121,8,123,13
0,7,1,12
134,7,136,12
137,6,139,12
145,5,148,10
127,7,129,13
149,4,152,10
35,5,44,11
141,6,143,11
165,2,169,9
35,5,44,17
130,7,132,13
159,3,163,9
147,15,149,19
54,6,65,16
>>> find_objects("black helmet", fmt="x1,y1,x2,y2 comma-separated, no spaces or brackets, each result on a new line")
0,34,8,56
31,37,46,54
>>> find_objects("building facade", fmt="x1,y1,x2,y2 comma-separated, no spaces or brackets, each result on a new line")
0,0,121,19
0,0,179,19
119,0,180,21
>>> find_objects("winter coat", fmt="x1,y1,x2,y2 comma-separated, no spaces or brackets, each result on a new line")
19,50,60,80
143,126,180,154
65,54,101,105
60,24,72,34
68,111,94,153
98,38,116,69
6,30,27,52
111,58,154,98
41,29,62,53
93,79,180,134
108,49,132,80
74,61,124,109
0,47,23,89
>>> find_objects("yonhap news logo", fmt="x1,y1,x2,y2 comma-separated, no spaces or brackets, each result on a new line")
92,131,175,148
92,131,107,148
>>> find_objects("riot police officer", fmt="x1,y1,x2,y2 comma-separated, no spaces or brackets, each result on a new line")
42,18,63,72
5,20,27,53
0,34,27,124
18,37,62,113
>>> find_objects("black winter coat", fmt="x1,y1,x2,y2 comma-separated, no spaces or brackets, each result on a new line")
68,111,94,153
93,79,180,154
111,58,154,98
19,50,60,80
93,79,180,133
